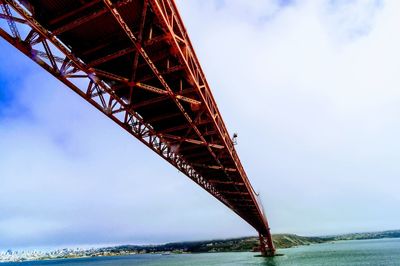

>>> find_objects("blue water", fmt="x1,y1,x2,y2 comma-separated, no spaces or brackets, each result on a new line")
3,238,400,265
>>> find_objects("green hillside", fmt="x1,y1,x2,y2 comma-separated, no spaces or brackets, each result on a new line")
105,229,400,254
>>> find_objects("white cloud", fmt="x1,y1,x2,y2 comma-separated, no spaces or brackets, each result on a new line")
323,0,383,40
176,0,400,234
1,0,400,249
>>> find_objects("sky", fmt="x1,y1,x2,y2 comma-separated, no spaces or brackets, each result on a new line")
1,0,400,250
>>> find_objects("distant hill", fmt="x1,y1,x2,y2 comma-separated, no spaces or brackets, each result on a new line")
331,229,400,241
106,234,331,253
272,234,327,249
273,229,400,249
104,229,400,254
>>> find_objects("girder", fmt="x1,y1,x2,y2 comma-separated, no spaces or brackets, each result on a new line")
48,0,102,26
88,46,136,67
0,0,275,256
132,95,169,109
209,180,245,186
52,1,130,35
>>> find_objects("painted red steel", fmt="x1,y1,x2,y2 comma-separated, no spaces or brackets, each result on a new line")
0,0,274,256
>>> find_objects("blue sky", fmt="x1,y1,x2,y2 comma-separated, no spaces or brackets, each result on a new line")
1,0,400,250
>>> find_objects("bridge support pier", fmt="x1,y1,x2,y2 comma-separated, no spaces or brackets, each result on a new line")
259,233,275,257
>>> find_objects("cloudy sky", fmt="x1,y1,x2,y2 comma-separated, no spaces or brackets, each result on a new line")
1,0,400,250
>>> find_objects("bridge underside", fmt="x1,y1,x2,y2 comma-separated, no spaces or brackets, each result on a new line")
0,0,274,255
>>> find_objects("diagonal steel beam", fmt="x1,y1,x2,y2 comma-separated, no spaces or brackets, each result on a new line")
52,0,129,35
130,0,147,82
137,65,184,83
220,191,249,196
48,0,102,25
161,134,224,149
208,180,245,185
102,0,230,181
0,13,25,24
191,164,237,172
0,1,20,39
135,82,201,106
132,95,169,109
88,47,136,67
146,112,181,123
158,124,189,134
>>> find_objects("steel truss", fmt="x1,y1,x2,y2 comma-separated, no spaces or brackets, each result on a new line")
0,0,275,256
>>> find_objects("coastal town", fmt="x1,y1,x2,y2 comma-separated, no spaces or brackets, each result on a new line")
0,248,146,263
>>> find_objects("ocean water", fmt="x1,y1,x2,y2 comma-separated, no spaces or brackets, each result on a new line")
3,238,400,265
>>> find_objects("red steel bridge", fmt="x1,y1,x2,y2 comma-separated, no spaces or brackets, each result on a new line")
0,0,275,256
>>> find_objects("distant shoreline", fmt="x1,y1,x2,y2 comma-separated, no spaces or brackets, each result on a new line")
1,229,399,263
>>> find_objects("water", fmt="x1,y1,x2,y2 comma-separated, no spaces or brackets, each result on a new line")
3,238,400,265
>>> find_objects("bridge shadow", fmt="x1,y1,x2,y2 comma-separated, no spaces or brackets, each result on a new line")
256,253,285,266
260,258,279,266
